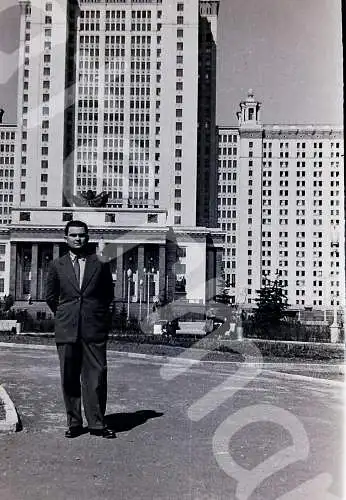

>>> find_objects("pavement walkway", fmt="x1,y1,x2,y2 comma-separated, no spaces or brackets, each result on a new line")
0,342,344,500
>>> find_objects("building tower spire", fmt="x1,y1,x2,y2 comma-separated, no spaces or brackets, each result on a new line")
237,89,262,127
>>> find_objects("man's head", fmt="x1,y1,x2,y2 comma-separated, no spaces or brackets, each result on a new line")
64,220,89,254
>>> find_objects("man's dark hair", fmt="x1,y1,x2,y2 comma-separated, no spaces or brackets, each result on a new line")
64,220,89,236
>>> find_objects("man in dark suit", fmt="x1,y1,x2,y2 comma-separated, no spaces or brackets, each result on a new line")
46,220,116,439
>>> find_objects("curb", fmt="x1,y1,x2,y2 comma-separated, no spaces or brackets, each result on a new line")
0,342,344,387
0,342,56,351
0,384,19,433
262,369,344,388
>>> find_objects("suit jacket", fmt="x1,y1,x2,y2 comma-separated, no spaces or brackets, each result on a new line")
46,252,114,343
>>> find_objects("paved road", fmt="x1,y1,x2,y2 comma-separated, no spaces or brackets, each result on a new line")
0,344,343,500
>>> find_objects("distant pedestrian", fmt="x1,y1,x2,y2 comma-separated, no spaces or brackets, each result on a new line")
46,220,116,439
205,307,216,334
150,302,161,324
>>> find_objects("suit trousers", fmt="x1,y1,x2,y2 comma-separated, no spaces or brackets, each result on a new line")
56,339,107,430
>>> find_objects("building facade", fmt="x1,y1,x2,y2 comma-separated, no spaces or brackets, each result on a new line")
4,0,222,308
218,91,344,312
14,0,68,209
0,207,223,307
0,112,16,295
14,0,219,228
0,119,16,226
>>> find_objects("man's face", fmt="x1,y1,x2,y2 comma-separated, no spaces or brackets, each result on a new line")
64,226,89,253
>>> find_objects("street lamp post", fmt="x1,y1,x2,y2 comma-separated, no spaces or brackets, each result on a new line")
139,278,144,321
236,307,243,341
330,226,340,343
126,268,132,321
330,291,339,343
98,236,105,257
143,268,147,318
144,267,155,318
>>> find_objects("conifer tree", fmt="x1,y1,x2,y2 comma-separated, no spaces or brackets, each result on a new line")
254,278,289,328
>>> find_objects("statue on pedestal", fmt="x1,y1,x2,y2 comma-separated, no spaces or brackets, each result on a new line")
73,190,109,208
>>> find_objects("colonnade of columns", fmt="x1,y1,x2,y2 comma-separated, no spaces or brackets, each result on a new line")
111,243,167,304
10,242,61,301
9,242,170,304
9,239,222,304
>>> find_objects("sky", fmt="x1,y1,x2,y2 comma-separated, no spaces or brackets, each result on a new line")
0,0,343,126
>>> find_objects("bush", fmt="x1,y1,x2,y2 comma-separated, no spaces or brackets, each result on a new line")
243,318,333,343
14,310,55,333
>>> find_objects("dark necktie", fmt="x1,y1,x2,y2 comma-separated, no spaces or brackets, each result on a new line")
73,256,80,286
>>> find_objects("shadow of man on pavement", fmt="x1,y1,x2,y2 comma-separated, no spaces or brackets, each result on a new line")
105,410,164,433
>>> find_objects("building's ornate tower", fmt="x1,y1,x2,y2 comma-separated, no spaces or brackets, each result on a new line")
236,90,263,306
237,89,262,127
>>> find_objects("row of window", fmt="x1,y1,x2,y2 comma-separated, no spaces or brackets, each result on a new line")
80,21,175,32
263,141,341,149
219,134,238,143
219,147,238,156
40,8,52,206
153,22,161,207
219,160,238,168
0,157,14,165
0,132,15,141
173,22,184,220
220,150,341,159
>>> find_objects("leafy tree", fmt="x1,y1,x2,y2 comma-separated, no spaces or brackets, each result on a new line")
0,294,14,319
253,279,289,330
4,294,14,311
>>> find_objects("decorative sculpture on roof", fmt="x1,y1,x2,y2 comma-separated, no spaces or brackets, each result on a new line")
73,190,109,208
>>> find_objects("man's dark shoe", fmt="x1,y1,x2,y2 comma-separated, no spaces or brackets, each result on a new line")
65,426,84,438
89,428,116,439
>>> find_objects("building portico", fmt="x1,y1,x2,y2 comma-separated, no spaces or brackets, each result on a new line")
1,207,224,310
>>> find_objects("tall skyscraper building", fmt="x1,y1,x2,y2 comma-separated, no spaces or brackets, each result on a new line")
218,91,344,312
1,0,224,307
14,0,220,228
